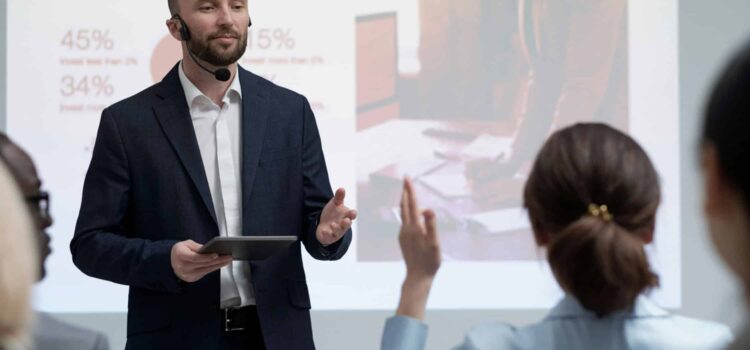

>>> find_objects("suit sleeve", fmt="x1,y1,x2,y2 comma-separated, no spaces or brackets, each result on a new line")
70,108,182,293
299,96,352,260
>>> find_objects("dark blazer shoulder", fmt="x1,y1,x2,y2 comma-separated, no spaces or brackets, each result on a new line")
104,82,166,117
104,64,183,122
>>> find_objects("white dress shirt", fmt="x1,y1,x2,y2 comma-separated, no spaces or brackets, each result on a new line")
178,62,255,307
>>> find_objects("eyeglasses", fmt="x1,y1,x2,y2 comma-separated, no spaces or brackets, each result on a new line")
26,191,50,219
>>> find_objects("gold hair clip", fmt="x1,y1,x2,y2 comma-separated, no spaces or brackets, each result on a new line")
588,203,613,221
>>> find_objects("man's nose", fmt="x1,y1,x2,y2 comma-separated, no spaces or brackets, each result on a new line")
215,5,233,27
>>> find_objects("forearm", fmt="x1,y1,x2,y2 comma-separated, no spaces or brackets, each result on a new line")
396,276,435,320
71,228,181,293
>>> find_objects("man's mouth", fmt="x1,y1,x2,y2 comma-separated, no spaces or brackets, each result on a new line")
211,33,239,40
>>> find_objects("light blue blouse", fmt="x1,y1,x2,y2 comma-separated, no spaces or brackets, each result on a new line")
382,296,732,350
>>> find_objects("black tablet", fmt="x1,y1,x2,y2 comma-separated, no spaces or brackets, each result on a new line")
198,236,297,261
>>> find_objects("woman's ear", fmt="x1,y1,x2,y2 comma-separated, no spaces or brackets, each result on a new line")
642,228,654,244
532,221,551,246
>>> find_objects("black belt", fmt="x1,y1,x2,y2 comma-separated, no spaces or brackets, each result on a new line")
223,305,259,332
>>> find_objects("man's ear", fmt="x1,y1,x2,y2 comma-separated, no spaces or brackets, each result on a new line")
166,18,182,41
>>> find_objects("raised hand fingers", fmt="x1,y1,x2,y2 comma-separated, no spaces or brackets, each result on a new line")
423,209,438,241
400,179,410,225
404,178,421,227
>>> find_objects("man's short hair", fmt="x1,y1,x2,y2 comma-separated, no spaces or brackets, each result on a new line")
168,0,179,15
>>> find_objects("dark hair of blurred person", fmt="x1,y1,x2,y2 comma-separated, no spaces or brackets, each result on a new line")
702,39,750,350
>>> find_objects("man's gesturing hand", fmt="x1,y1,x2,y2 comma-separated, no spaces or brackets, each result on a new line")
171,240,233,283
317,188,358,246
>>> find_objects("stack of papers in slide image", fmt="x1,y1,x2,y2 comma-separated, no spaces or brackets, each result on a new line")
461,134,513,160
370,157,447,187
464,207,531,235
418,172,471,199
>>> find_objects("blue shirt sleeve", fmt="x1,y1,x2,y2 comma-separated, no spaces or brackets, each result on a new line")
381,316,429,350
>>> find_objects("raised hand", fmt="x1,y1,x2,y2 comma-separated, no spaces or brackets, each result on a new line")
396,177,442,320
399,178,441,282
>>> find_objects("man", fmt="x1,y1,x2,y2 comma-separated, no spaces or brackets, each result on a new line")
70,1,356,349
0,133,110,350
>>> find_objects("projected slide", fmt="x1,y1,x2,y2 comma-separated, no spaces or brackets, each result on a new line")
6,0,679,312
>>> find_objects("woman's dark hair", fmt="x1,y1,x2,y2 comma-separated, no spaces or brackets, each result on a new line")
523,123,660,317
703,41,750,209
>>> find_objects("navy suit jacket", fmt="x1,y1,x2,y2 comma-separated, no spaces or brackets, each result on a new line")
71,64,351,350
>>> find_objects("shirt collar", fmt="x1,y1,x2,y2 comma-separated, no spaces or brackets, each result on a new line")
178,61,242,113
545,294,669,320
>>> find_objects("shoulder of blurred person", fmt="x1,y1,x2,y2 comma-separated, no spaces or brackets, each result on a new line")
31,313,109,350
452,296,732,350
726,325,750,350
0,159,37,350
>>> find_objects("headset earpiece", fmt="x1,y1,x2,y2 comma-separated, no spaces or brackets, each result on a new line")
172,15,191,41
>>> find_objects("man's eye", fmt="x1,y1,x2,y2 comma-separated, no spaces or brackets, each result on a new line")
199,6,215,11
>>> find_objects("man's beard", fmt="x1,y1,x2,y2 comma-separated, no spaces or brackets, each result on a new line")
188,30,248,67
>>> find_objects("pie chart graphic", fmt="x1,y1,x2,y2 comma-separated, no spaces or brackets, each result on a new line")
151,34,182,82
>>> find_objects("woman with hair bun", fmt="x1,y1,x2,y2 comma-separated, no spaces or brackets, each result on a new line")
381,123,732,350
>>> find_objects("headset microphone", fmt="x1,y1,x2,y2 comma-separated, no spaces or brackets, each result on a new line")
171,14,251,82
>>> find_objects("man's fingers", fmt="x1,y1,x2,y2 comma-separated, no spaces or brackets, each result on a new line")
192,258,233,277
189,255,232,271
330,222,342,232
346,209,358,221
185,251,220,264
333,188,346,206
184,240,202,252
337,218,352,233
340,217,352,227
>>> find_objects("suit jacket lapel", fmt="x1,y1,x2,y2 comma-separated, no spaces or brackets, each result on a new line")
239,67,270,234
153,64,218,224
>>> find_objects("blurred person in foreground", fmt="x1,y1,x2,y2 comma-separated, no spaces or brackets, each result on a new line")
0,156,37,350
0,133,109,350
701,39,750,350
